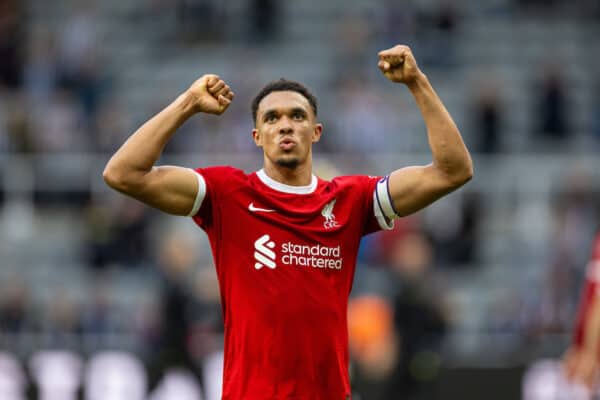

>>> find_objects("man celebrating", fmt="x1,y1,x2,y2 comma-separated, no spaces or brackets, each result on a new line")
103,45,473,399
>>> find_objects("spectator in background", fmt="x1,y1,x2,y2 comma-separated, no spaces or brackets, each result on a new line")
42,293,82,350
422,191,482,267
328,78,404,153
85,196,151,269
58,3,107,126
23,30,59,104
177,0,224,43
85,196,118,269
430,1,460,67
30,89,86,153
93,96,133,152
0,278,32,335
350,231,448,400
357,214,421,267
534,63,570,145
552,171,599,277
523,171,599,341
515,0,560,15
4,92,33,153
148,231,215,398
348,295,398,400
249,0,280,43
472,78,503,154
81,279,114,337
414,1,460,68
332,13,374,78
593,79,600,144
378,0,417,47
0,0,24,90
389,231,447,399
104,199,151,267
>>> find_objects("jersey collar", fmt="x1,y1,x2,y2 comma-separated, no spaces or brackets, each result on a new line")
256,169,318,194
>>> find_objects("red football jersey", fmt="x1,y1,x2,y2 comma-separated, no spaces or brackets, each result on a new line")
188,166,396,399
573,233,600,352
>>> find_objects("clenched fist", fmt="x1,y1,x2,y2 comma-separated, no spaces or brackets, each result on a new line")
378,45,423,85
186,74,235,115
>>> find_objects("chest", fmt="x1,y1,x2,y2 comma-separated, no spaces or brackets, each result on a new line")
214,187,365,273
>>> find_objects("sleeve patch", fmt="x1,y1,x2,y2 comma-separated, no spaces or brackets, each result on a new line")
373,176,396,230
187,169,207,217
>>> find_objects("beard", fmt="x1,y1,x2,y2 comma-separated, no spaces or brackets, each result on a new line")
275,156,300,169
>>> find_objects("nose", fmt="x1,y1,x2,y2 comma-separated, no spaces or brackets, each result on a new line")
278,116,293,134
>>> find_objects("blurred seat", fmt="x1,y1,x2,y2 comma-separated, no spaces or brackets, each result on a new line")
85,351,147,400
148,368,203,400
0,352,26,400
29,350,83,400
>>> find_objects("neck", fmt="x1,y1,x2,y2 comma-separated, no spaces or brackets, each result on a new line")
263,157,313,186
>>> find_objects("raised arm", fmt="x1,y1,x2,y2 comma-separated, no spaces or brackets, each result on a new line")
378,45,473,217
103,74,234,215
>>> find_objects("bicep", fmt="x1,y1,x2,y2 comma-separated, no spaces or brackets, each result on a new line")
125,166,201,216
388,164,457,217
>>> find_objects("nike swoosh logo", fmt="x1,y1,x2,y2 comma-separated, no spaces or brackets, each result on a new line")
248,203,276,213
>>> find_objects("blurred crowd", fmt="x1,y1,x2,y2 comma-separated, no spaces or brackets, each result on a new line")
1,0,600,398
2,0,600,157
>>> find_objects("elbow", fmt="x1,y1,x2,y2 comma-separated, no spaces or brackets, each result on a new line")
102,164,122,190
103,162,132,192
461,162,474,184
447,161,474,189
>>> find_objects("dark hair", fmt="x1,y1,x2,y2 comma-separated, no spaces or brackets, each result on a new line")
251,79,318,124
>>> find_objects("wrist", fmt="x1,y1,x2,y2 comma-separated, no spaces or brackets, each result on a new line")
176,91,200,119
406,72,429,92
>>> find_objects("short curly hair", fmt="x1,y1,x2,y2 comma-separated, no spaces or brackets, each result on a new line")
251,79,318,124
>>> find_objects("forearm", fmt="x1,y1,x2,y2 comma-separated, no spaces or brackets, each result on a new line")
582,297,600,358
104,92,197,184
408,74,473,183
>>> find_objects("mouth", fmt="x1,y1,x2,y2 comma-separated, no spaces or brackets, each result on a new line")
279,138,297,151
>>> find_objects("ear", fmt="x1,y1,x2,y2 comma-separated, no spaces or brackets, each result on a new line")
252,128,262,147
312,123,323,143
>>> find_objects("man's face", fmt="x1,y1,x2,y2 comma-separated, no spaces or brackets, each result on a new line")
253,91,322,169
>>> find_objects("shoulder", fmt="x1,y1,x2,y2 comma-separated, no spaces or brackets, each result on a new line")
193,165,251,184
193,166,250,195
194,165,245,178
319,175,383,203
327,175,382,190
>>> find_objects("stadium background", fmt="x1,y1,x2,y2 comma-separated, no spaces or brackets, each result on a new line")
0,0,599,398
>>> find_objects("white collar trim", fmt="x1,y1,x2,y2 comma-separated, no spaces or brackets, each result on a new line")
256,169,318,194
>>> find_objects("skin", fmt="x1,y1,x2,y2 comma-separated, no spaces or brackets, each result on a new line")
252,91,322,186
563,294,600,392
103,44,473,218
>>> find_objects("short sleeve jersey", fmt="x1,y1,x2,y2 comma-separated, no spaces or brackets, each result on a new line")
573,233,600,354
189,166,397,399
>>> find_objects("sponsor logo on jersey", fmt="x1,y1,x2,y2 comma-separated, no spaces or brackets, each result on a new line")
253,234,343,270
321,199,339,229
248,202,276,213
254,234,276,269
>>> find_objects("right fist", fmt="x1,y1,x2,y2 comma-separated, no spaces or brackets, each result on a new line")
186,74,234,115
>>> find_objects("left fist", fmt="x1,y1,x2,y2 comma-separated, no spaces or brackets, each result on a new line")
378,45,422,84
